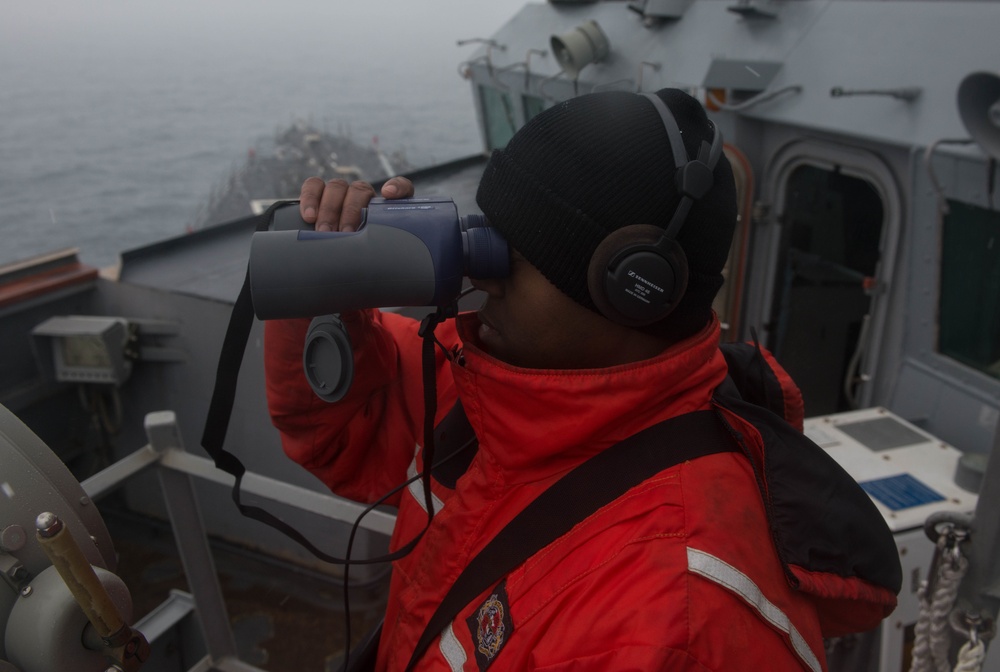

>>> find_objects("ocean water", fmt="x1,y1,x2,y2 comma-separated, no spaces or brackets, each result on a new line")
1,0,525,269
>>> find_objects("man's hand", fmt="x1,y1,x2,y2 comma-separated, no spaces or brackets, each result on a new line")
299,176,415,232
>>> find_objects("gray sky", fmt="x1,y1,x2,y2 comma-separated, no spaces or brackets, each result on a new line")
3,0,534,119
5,1,529,57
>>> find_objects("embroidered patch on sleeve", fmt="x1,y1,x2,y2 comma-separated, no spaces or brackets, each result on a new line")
465,580,515,671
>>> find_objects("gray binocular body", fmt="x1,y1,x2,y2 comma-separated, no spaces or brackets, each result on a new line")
249,198,509,319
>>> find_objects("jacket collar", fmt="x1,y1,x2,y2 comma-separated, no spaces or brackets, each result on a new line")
448,313,728,485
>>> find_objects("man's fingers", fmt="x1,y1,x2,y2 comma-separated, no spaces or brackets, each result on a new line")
313,179,350,232
381,176,415,199
299,176,326,223
300,177,389,232
339,181,377,232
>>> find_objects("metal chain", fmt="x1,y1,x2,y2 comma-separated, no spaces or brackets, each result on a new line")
948,610,997,672
953,640,986,672
910,519,972,672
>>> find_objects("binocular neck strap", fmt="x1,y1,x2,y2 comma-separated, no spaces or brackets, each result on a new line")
416,308,454,528
201,201,452,567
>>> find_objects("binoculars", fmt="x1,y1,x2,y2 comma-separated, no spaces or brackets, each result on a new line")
249,198,510,320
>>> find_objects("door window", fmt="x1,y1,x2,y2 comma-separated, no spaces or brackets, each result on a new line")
770,165,884,415
523,94,546,124
479,86,517,150
939,200,1000,379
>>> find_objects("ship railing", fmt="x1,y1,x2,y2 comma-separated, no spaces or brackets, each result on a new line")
80,410,395,672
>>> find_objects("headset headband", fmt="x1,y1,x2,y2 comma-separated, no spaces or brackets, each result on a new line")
638,92,723,240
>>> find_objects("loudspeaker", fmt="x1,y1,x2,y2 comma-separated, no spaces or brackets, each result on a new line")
958,71,1000,160
586,92,723,327
550,20,610,79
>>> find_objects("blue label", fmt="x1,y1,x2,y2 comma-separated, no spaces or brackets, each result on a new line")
860,474,946,511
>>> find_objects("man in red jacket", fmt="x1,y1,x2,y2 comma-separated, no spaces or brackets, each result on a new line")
265,88,899,671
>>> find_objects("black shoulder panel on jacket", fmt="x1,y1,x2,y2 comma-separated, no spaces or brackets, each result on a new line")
720,341,789,421
715,393,903,595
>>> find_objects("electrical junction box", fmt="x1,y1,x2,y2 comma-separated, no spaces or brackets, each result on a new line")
31,315,133,386
804,407,977,533
804,407,989,672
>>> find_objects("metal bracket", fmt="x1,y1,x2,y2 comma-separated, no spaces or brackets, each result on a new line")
0,552,31,591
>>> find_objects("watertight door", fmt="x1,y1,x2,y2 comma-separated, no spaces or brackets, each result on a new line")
762,144,898,416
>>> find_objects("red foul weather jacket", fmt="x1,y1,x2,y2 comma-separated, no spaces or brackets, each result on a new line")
265,310,899,672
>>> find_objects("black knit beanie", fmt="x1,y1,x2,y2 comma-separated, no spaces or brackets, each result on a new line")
476,88,737,341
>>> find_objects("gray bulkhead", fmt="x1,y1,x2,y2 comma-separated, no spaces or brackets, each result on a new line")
462,0,1000,456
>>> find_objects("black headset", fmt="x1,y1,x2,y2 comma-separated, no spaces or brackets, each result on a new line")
586,92,724,327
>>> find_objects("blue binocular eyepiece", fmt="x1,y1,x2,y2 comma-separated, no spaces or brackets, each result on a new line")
249,198,509,319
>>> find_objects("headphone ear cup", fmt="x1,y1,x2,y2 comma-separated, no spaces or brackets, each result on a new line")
587,225,689,327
